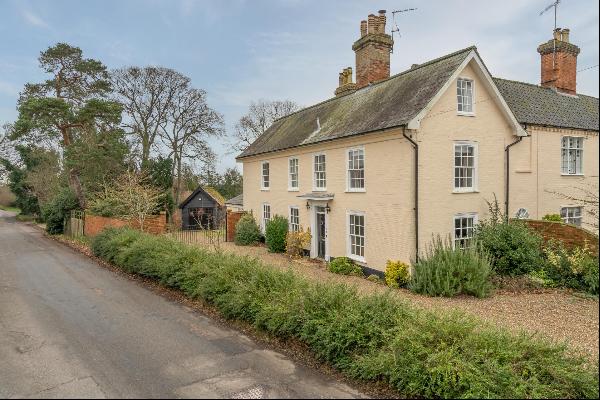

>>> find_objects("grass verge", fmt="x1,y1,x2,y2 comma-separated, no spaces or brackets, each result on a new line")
0,205,20,213
91,227,599,399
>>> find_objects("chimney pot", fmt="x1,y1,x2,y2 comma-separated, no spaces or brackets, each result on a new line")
561,28,570,43
553,28,561,41
360,20,367,37
367,14,376,34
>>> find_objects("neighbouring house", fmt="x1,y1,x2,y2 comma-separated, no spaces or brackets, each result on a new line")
225,194,244,212
179,186,225,230
236,10,599,272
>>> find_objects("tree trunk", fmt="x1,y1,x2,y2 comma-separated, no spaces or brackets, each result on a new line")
69,168,86,209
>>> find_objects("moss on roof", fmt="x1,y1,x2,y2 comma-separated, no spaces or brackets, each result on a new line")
494,78,599,131
237,46,476,159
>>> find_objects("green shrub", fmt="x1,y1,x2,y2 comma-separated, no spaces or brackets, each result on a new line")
41,188,80,234
367,274,383,283
384,260,410,288
90,228,599,399
265,215,288,253
475,219,544,276
234,214,262,246
541,240,599,295
410,236,492,298
543,213,563,222
328,257,363,276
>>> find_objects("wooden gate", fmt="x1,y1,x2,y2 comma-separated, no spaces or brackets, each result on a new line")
64,210,85,237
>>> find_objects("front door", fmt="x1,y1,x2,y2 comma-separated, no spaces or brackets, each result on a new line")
315,207,326,259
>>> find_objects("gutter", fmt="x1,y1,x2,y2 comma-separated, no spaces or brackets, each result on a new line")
402,127,419,259
504,126,527,218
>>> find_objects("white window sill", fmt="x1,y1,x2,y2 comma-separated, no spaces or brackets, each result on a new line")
561,173,584,177
457,111,475,117
260,188,270,192
288,188,299,192
345,189,366,193
452,189,479,194
313,188,327,192
348,254,366,264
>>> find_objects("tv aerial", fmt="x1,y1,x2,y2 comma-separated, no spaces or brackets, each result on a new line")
539,0,561,31
539,0,562,68
390,8,417,53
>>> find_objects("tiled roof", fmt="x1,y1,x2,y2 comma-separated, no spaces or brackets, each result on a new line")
494,78,599,131
225,193,243,206
237,47,476,159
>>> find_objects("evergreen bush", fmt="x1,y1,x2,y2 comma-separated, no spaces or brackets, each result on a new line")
265,215,288,253
234,214,262,246
410,236,492,298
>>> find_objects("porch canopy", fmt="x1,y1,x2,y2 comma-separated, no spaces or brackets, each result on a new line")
296,193,335,201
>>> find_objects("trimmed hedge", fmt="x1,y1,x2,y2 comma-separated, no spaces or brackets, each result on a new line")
91,227,599,399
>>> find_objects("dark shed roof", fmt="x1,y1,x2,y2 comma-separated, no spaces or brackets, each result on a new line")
494,78,599,131
237,47,476,159
179,186,224,209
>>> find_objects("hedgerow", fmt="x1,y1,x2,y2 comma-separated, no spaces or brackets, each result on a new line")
91,227,599,399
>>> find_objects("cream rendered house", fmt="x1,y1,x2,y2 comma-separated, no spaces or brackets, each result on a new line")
237,11,599,273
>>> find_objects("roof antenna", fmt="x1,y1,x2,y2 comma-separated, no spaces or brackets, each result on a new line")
390,8,417,53
539,0,561,68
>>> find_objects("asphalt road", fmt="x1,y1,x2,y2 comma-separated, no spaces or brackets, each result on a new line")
0,211,365,399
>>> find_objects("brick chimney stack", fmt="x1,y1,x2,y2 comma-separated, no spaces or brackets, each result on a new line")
537,28,580,95
352,10,394,88
334,67,357,96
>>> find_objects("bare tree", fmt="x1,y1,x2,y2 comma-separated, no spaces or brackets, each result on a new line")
546,182,599,231
90,171,163,232
111,67,188,167
232,99,300,151
158,87,223,206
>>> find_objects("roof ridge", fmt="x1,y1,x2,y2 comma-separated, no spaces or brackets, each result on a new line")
270,46,477,124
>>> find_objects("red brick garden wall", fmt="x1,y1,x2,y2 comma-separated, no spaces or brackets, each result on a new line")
523,220,599,254
84,213,168,237
226,211,245,242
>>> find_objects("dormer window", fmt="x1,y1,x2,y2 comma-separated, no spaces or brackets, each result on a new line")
457,78,474,115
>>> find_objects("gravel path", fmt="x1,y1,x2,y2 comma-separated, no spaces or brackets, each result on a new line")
206,241,599,359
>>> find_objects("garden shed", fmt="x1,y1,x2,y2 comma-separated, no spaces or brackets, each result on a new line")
178,186,225,230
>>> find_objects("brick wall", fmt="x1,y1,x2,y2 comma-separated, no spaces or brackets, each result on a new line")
523,219,599,254
84,213,168,237
226,211,245,242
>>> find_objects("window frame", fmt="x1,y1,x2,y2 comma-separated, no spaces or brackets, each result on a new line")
453,212,478,250
456,77,475,116
288,156,299,191
453,141,478,193
560,206,583,227
561,136,584,176
289,206,300,232
346,210,366,263
312,152,327,191
262,203,271,232
261,161,270,191
346,146,366,192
